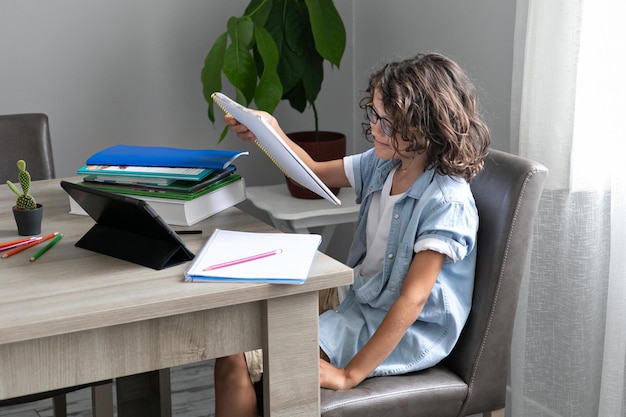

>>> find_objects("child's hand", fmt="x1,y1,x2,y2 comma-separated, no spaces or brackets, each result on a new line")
224,110,278,143
224,114,256,142
320,358,361,390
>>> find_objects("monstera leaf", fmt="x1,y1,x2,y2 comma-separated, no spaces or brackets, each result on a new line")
201,0,346,141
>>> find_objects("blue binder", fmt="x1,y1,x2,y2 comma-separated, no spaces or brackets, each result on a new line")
86,144,248,170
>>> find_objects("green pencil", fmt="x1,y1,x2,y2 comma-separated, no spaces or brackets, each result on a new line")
30,233,63,262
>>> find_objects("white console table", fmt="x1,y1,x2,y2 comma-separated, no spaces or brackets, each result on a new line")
245,184,360,252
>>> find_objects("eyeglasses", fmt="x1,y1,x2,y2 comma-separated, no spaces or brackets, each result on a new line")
366,103,394,137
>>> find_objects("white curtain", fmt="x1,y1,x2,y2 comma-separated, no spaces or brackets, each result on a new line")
508,0,626,416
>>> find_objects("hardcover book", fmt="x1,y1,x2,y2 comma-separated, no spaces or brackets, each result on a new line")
69,177,246,226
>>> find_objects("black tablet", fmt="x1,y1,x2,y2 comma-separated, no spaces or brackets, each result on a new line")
61,180,194,270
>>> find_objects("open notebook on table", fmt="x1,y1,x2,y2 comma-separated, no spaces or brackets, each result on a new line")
185,229,322,284
211,92,341,205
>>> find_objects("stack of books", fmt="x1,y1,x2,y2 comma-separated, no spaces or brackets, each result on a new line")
69,145,249,226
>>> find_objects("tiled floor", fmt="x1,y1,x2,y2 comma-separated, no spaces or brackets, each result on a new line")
0,360,216,417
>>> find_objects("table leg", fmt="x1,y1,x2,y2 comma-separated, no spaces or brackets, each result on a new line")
116,369,171,417
263,291,320,417
92,382,115,417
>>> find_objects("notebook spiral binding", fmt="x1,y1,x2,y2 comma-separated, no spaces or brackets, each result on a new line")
253,141,289,177
211,92,290,178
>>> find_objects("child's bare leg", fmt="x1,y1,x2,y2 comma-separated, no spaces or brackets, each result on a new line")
214,353,258,417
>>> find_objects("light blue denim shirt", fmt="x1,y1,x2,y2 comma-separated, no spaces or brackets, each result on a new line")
319,148,478,377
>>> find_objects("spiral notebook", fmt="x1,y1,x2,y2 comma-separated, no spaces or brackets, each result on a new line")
185,229,322,284
211,92,340,205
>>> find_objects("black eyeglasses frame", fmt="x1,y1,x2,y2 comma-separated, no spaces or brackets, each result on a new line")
365,103,394,137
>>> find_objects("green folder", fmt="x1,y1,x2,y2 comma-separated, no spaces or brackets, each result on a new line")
81,174,242,201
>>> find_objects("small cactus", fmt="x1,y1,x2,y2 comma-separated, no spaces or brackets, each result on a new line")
7,160,37,210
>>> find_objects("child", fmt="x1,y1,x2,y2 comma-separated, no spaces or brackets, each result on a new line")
214,52,490,417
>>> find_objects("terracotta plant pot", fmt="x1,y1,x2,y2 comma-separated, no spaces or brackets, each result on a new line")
12,204,43,236
286,131,346,199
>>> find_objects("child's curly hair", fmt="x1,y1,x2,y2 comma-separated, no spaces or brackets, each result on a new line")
361,53,490,180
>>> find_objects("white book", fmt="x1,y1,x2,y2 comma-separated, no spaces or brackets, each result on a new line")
69,178,246,226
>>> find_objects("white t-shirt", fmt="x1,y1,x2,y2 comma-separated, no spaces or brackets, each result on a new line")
344,155,404,280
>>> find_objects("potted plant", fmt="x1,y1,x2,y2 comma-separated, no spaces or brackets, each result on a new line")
7,160,43,236
201,0,347,199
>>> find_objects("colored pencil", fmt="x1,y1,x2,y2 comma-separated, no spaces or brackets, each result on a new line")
30,233,64,261
1,232,59,258
203,249,282,271
0,236,35,249
0,237,39,252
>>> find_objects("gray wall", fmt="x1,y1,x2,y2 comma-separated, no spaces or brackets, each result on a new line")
0,0,516,261
352,0,516,154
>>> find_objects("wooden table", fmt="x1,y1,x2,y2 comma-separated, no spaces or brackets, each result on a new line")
0,178,353,416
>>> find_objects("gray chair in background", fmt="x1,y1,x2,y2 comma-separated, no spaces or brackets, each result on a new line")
320,149,548,417
0,113,114,417
0,113,55,181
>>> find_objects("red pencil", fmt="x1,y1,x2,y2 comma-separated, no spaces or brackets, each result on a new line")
1,232,59,259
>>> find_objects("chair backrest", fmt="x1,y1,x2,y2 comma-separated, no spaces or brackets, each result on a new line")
0,113,55,182
443,149,548,416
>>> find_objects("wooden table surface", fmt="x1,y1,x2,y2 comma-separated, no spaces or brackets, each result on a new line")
0,177,353,416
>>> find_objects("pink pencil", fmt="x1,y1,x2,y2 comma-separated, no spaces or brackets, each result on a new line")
0,237,38,251
203,249,283,271
0,236,41,252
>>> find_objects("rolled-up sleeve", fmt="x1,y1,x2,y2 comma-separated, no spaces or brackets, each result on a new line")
414,200,478,263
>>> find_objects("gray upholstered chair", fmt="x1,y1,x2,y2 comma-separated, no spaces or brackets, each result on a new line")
0,113,114,417
321,149,548,417
0,113,55,181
